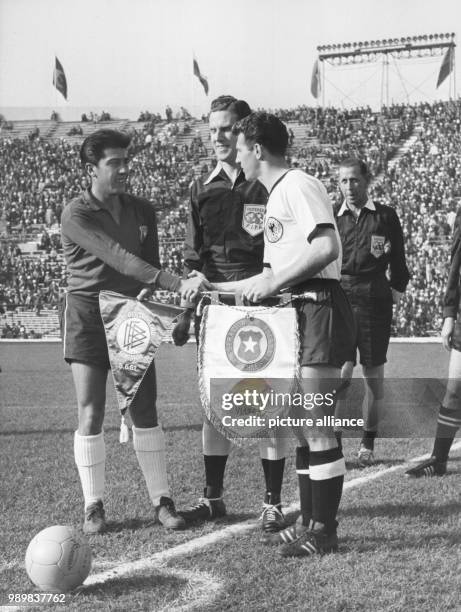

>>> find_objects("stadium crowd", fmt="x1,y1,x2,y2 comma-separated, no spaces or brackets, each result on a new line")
1,100,460,337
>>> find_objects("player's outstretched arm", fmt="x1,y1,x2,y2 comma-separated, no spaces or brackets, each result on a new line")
242,227,339,302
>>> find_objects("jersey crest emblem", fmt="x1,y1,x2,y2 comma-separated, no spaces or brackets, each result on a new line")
225,317,276,372
242,204,265,237
265,217,283,243
370,235,385,258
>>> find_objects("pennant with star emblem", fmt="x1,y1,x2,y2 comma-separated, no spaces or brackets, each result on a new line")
198,303,300,443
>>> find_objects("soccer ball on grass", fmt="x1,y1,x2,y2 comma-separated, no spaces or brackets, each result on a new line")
25,525,92,592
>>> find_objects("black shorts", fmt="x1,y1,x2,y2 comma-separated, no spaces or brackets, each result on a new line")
59,292,110,369
294,279,356,368
341,277,393,367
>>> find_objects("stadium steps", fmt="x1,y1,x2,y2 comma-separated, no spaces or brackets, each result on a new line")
371,121,424,186
2,310,60,338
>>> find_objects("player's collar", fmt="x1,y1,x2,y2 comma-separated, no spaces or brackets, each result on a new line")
83,188,123,212
204,162,243,185
338,198,376,216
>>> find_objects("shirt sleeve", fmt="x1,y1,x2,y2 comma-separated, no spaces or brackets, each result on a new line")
443,221,461,319
284,174,335,242
140,204,161,269
388,208,410,293
183,182,203,276
62,206,181,292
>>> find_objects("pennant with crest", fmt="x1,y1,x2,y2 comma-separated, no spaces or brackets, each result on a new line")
198,302,300,443
99,291,180,415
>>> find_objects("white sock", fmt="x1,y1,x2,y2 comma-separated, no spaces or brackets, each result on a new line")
74,431,105,509
132,425,169,507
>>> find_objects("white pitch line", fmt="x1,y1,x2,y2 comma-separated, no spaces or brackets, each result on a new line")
84,439,461,588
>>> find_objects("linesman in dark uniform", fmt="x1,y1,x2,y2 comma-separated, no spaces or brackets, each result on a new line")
173,96,289,533
335,157,410,466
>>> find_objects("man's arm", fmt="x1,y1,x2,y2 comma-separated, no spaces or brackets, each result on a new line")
209,227,339,300
183,182,203,276
388,208,410,293
241,227,339,302
62,206,208,299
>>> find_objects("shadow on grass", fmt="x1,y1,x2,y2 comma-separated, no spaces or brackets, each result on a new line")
340,501,461,521
0,423,203,436
104,518,157,533
340,528,461,553
79,571,184,599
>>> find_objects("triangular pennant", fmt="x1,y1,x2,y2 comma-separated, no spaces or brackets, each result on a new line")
99,291,173,414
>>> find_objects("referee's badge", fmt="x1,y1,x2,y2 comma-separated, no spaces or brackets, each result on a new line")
370,234,385,258
242,204,265,236
139,225,148,242
225,317,276,372
265,217,283,243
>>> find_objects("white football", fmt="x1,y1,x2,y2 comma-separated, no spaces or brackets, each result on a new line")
25,525,92,592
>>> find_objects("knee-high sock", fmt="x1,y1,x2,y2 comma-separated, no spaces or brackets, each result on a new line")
202,420,231,494
260,436,288,504
296,446,311,526
432,405,461,462
309,447,345,533
74,431,105,508
132,425,169,507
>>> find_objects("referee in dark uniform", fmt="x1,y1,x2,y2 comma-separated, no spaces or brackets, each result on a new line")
335,157,410,466
173,96,289,533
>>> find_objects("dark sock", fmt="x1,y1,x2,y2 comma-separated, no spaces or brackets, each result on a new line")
204,455,228,495
261,458,285,506
432,406,460,462
361,430,377,451
309,446,344,533
335,430,343,452
296,446,311,526
311,475,344,533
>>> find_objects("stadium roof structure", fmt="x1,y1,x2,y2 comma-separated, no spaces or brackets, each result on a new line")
314,32,456,107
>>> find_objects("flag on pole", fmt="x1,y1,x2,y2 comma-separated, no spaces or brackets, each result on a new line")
310,59,321,99
53,56,68,100
193,57,209,95
436,46,454,88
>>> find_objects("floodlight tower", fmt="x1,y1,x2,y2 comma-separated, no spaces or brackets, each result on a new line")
315,32,456,107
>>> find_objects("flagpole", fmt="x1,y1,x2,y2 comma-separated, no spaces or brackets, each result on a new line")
321,60,325,108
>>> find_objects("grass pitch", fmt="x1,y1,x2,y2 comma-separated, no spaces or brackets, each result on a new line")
0,342,460,612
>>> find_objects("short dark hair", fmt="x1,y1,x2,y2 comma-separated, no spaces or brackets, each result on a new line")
339,157,371,182
80,129,131,165
209,95,252,121
232,111,289,156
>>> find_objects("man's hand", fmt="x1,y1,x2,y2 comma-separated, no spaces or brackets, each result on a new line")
187,270,208,282
179,275,211,301
172,310,193,346
391,288,403,307
136,287,154,301
241,275,278,303
441,317,455,351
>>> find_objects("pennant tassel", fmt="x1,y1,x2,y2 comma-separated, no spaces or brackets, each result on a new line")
119,414,130,443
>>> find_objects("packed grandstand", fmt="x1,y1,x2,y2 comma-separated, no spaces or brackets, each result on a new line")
0,99,458,339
